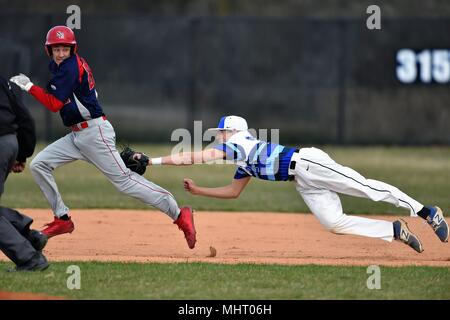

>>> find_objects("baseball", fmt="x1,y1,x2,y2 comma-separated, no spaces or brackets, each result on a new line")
208,246,217,257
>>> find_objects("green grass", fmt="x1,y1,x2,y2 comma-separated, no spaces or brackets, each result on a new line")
2,145,448,301
2,144,450,215
0,261,448,299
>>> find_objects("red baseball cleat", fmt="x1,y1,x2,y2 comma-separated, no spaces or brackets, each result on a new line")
41,216,75,238
174,207,197,249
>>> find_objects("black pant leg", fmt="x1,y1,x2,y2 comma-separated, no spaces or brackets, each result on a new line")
0,215,36,266
0,134,18,196
0,206,33,235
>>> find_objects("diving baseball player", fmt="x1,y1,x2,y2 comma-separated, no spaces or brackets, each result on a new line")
144,115,448,253
9,26,196,249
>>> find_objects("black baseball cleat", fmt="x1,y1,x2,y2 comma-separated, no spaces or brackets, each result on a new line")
6,251,49,272
27,229,48,251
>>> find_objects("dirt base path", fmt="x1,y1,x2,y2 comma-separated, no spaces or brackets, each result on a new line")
0,291,65,300
1,209,449,267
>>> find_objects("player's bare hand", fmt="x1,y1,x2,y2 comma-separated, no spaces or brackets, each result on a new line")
10,161,26,173
183,178,198,195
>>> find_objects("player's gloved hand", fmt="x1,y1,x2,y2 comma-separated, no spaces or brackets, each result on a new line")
120,146,149,175
9,73,34,92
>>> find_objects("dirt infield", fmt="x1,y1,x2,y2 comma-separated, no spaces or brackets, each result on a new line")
1,209,449,267
0,291,65,300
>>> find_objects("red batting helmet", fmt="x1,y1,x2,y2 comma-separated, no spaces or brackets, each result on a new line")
45,26,77,56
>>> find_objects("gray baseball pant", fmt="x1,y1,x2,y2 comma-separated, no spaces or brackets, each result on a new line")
30,118,180,220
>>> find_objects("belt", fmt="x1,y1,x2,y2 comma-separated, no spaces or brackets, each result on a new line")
70,116,107,132
288,149,300,181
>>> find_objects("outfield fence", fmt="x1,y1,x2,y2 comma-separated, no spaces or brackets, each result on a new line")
1,15,449,144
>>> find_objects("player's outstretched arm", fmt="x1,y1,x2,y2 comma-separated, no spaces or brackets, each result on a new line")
9,74,64,112
150,148,225,166
183,177,251,199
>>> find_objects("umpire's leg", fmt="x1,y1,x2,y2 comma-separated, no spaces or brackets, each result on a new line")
0,133,18,195
0,133,35,265
0,207,48,251
0,206,32,233
0,134,48,270
0,209,49,270
0,215,37,266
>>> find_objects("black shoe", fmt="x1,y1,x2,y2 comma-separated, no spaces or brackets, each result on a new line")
7,252,49,272
27,230,48,251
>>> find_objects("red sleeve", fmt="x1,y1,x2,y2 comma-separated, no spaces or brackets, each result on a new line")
29,85,65,112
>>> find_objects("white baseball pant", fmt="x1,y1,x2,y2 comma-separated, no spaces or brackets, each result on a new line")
289,147,424,242
30,117,180,220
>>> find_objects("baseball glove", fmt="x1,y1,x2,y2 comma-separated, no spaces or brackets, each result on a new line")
120,146,149,175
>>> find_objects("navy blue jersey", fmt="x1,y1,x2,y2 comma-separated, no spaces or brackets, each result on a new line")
47,54,104,126
214,131,297,181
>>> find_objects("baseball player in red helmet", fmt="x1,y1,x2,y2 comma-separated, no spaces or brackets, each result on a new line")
9,26,197,249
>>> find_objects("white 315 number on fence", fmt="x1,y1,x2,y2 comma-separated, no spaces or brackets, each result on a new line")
396,49,450,84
